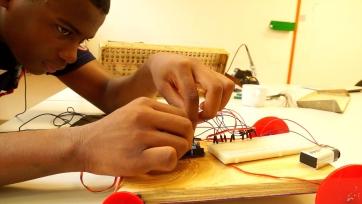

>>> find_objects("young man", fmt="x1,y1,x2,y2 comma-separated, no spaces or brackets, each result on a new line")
0,0,234,186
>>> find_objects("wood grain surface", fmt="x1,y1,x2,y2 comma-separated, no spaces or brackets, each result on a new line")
119,142,335,203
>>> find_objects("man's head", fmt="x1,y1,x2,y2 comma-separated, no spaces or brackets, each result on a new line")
88,0,110,15
0,0,109,74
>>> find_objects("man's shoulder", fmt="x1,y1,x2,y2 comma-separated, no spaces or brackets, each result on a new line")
0,42,18,72
0,42,22,96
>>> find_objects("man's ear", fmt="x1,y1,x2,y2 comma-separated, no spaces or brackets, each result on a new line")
0,0,10,9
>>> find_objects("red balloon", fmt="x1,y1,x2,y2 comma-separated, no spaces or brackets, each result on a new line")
316,165,362,204
103,192,144,204
252,116,289,136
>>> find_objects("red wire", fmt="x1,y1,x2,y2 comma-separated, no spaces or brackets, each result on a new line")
114,176,123,192
206,127,253,138
204,111,323,186
229,164,321,186
197,108,250,142
80,172,123,193
78,110,321,193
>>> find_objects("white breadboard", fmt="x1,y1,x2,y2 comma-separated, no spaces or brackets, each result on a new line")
208,133,317,164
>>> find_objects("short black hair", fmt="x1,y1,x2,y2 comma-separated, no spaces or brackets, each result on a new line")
31,0,110,15
89,0,111,14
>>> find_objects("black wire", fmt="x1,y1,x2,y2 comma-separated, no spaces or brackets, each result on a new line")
224,108,247,127
194,106,328,149
195,124,251,139
266,94,289,107
0,129,49,134
195,109,250,140
194,127,217,138
52,107,86,127
213,113,227,133
17,107,86,131
200,120,217,135
0,108,100,134
213,113,244,133
288,130,321,146
222,112,247,128
18,113,58,131
282,119,320,146
225,43,248,73
15,69,27,118
195,109,324,147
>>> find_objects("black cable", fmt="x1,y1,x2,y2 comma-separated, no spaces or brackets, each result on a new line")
15,69,27,118
266,94,289,107
226,44,246,73
282,119,320,146
195,109,250,140
0,108,101,134
17,107,86,131
52,107,86,127
288,130,320,146
0,129,49,134
225,44,255,74
224,108,247,127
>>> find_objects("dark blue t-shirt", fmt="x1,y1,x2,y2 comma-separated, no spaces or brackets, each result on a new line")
0,42,21,96
0,42,95,96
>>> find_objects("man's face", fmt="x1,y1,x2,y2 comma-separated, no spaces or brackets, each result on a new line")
1,0,106,74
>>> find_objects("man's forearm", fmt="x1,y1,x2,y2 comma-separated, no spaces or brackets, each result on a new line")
0,127,83,186
58,60,157,114
103,64,157,112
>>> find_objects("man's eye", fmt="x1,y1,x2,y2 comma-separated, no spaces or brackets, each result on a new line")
57,26,71,36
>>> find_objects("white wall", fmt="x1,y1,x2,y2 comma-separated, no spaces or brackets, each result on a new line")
0,75,65,121
3,1,361,121
294,0,362,88
88,0,297,84
88,0,362,88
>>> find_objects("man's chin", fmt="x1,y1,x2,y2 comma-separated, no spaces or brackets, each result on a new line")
25,67,47,75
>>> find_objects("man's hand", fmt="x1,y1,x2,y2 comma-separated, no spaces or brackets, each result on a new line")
76,97,194,176
143,52,235,126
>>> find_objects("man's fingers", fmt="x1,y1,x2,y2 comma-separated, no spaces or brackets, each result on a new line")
138,147,178,173
216,72,235,110
193,71,223,119
140,98,186,118
201,83,223,119
174,65,199,127
150,112,194,143
157,83,184,109
146,100,194,140
131,98,194,144
139,106,194,144
141,131,191,159
192,68,235,120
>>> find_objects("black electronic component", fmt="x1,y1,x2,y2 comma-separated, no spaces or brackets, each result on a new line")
230,134,235,142
219,135,224,142
300,146,340,169
247,128,257,139
182,141,205,159
213,135,218,144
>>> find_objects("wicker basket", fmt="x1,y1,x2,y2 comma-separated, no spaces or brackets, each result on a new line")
100,41,228,76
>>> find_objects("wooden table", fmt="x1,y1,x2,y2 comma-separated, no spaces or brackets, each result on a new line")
1,86,361,204
120,141,334,203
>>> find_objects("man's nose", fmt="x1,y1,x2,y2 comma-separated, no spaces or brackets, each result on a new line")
58,44,78,64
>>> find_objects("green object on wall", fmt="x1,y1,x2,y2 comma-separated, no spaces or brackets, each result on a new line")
269,21,295,31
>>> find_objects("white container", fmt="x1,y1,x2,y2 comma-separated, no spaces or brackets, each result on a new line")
241,84,267,107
